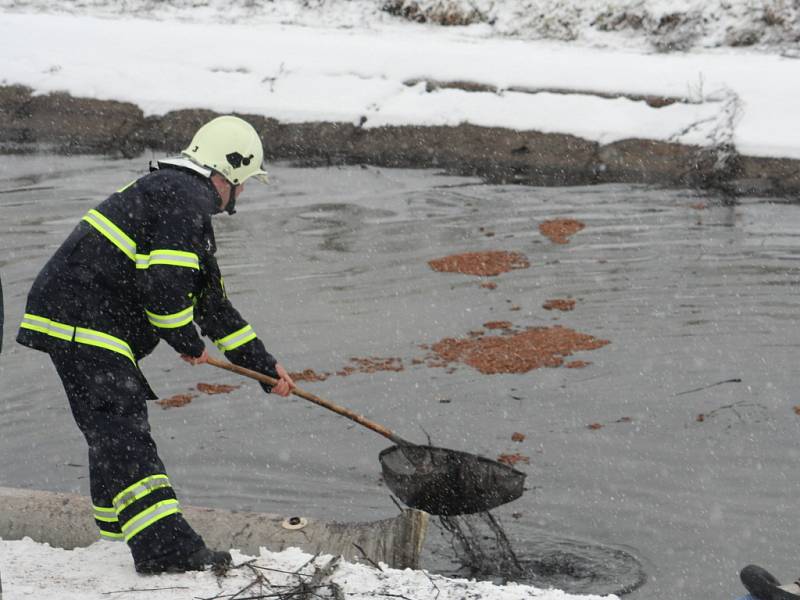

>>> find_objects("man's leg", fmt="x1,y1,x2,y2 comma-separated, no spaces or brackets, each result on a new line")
49,343,229,572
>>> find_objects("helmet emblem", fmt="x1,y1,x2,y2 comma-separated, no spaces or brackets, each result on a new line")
226,152,254,169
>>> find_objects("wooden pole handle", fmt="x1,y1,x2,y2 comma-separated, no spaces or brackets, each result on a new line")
205,356,408,446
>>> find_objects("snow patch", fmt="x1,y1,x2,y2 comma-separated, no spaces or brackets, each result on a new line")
0,537,618,600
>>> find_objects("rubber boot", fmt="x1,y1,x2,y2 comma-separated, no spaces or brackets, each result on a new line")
741,565,800,600
136,546,232,575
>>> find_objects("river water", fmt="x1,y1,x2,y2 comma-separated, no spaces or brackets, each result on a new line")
2,154,800,600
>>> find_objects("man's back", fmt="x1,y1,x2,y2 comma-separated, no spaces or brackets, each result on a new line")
17,166,218,361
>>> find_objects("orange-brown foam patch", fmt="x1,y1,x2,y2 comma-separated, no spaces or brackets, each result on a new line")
429,325,609,374
565,360,592,369
337,357,404,376
539,219,585,244
196,383,241,395
543,298,576,311
428,251,529,277
290,369,331,382
483,321,513,330
156,394,196,409
498,453,530,466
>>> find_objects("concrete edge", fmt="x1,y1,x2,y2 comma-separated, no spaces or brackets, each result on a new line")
1,85,798,198
0,486,429,570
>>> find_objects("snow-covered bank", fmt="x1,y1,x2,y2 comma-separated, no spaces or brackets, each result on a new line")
2,0,799,52
1,11,797,159
1,9,799,195
0,537,616,600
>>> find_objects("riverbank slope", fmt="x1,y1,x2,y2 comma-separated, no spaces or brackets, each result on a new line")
1,10,798,197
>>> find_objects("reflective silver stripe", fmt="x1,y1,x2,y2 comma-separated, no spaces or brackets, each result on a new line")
84,210,199,272
145,305,194,329
122,499,181,541
82,209,136,261
136,250,200,271
74,328,135,364
21,314,136,364
113,474,171,513
214,325,257,352
20,314,75,341
148,250,200,270
93,505,118,523
99,530,125,542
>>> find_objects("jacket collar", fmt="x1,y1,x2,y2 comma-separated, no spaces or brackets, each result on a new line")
157,156,212,178
156,157,222,215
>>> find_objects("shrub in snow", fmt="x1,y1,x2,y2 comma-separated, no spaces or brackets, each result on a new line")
381,0,489,26
1,0,798,51
684,87,743,193
376,0,799,51
645,11,704,52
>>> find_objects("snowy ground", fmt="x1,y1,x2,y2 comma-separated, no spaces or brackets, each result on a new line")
2,0,799,51
0,537,614,600
0,7,799,160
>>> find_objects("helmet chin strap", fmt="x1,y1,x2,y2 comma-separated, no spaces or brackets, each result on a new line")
226,180,238,215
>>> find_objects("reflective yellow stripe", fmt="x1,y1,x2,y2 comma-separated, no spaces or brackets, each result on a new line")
137,251,200,270
82,209,136,261
74,327,135,364
117,180,135,193
21,313,136,364
83,210,199,272
20,314,74,341
214,324,256,352
122,499,181,541
94,504,123,540
145,305,194,329
142,249,200,270
93,505,118,523
113,474,171,513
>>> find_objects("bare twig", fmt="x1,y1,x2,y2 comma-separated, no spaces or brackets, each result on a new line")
353,543,384,571
103,587,191,595
703,400,758,421
234,559,259,569
388,495,404,513
246,562,271,587
422,570,441,600
675,378,742,396
196,555,343,600
295,554,321,575
194,591,227,600
419,426,433,446
330,582,346,600
301,556,341,600
668,115,716,141
250,565,313,579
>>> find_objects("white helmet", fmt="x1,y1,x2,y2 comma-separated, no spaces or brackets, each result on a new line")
182,115,269,185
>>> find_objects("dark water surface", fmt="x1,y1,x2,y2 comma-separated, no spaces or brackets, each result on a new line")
2,155,800,600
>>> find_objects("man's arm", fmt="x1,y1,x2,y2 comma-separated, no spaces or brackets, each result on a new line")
137,203,206,358
193,254,293,395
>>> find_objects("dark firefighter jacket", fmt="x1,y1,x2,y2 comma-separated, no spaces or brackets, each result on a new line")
17,162,278,392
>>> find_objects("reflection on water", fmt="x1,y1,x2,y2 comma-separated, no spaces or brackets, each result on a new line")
3,155,800,600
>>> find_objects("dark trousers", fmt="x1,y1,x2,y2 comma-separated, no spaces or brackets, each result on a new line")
49,343,204,564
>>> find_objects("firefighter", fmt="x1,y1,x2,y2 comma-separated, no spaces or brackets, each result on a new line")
17,115,295,574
